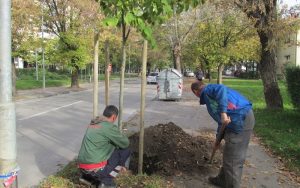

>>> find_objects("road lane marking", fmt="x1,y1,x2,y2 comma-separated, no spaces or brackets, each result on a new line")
18,101,83,121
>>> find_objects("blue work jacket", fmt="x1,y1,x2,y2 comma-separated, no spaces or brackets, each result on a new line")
199,84,252,134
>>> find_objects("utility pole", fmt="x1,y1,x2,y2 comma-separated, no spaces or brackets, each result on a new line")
41,1,46,89
138,40,148,174
0,0,18,186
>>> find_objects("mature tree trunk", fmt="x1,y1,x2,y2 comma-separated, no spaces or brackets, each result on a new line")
258,32,283,109
71,65,80,88
207,68,212,82
173,42,181,73
217,64,224,84
235,0,283,109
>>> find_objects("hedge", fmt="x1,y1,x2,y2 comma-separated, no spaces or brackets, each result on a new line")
285,66,300,109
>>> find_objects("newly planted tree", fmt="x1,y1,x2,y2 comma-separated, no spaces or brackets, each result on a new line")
99,0,174,129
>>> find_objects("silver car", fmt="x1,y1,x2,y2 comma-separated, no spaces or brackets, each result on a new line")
147,72,159,84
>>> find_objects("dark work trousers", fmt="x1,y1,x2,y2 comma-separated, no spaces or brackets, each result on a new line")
86,148,131,185
217,109,255,188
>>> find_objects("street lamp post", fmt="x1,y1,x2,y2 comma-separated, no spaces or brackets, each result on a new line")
0,0,18,186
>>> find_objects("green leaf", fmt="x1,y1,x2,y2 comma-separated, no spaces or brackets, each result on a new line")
102,17,119,27
124,12,135,24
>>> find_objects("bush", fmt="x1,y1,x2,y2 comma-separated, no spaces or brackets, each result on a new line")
285,66,300,109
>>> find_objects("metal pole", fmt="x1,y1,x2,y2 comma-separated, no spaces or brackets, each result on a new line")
0,0,18,186
138,40,148,174
41,1,45,89
35,51,38,81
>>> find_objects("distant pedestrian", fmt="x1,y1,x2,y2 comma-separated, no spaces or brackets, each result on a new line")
195,70,204,81
191,81,255,188
78,105,130,187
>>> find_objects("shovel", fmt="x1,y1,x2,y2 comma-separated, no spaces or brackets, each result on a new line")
209,123,227,164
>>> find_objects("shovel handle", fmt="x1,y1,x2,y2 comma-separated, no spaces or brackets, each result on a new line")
209,123,227,164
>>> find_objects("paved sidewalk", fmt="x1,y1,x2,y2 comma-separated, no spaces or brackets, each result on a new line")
14,82,93,101
125,90,300,188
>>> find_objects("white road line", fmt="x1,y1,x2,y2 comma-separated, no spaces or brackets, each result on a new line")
18,101,83,121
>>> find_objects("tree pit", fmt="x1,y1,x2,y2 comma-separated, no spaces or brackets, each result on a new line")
129,122,222,176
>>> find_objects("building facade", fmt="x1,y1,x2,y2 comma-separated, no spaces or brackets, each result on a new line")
277,30,300,75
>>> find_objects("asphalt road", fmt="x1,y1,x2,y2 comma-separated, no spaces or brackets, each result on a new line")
15,79,157,187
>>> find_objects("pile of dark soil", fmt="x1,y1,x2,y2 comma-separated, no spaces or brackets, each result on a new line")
129,122,222,176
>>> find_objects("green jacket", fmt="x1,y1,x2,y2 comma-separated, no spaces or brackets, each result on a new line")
78,121,129,164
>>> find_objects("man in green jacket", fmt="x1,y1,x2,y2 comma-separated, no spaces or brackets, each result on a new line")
78,105,130,187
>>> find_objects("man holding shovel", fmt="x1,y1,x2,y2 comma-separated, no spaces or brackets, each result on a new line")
191,81,255,188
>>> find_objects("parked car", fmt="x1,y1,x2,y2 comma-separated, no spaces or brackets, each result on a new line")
224,69,233,76
147,72,159,84
184,71,195,77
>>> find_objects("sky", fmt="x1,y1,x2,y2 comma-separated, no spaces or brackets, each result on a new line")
281,0,299,7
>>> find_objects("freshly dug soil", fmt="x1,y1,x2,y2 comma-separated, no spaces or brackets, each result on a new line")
129,122,222,176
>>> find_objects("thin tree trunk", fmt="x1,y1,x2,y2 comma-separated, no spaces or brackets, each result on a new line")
206,67,212,82
93,31,100,118
118,39,126,129
217,64,224,84
258,32,283,109
105,39,110,106
138,40,148,174
173,42,181,73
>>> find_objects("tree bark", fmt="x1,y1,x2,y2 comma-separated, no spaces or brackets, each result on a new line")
236,0,283,109
138,39,148,174
258,32,283,109
173,42,181,73
105,39,110,106
217,64,224,84
71,65,79,88
93,31,100,118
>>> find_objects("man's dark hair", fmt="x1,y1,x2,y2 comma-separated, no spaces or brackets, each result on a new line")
103,105,119,118
191,81,205,91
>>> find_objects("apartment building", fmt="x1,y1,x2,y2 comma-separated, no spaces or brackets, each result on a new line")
276,29,300,75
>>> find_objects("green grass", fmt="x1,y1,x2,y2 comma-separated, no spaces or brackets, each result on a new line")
16,73,138,90
38,160,168,188
16,80,70,90
221,78,300,174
